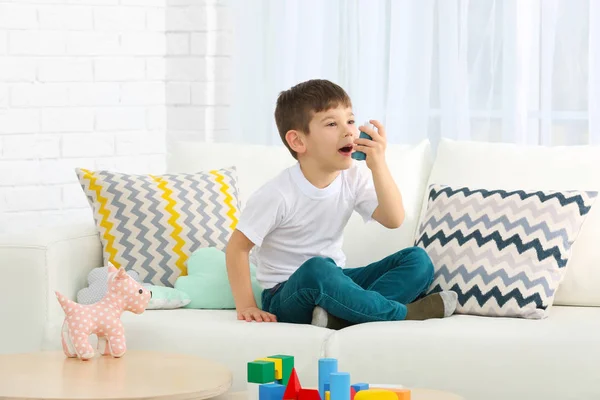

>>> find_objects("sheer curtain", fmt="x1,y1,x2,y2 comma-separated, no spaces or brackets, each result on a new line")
226,0,598,147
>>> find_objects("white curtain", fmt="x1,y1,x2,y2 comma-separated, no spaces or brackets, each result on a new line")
226,0,597,147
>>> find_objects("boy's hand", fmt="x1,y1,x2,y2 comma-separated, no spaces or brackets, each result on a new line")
237,306,277,322
354,120,387,171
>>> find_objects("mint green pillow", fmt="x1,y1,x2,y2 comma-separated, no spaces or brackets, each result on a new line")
143,285,191,310
174,247,263,309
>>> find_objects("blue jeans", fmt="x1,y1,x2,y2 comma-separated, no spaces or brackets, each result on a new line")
260,247,434,324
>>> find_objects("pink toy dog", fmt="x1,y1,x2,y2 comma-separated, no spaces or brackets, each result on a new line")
55,263,151,360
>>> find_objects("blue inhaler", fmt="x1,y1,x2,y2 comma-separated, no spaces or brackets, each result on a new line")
351,121,372,161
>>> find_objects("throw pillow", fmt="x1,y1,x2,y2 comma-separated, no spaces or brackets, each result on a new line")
77,265,141,305
142,285,191,310
174,247,263,309
76,167,241,287
414,184,597,319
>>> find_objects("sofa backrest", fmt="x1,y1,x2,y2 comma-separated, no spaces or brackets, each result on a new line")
423,138,600,307
166,140,433,270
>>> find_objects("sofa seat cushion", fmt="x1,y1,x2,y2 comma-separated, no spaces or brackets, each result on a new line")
325,306,600,400
43,309,333,391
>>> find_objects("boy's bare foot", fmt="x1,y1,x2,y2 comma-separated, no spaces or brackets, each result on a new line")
405,291,458,320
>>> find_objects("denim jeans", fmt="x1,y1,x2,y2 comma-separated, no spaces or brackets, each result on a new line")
260,247,435,324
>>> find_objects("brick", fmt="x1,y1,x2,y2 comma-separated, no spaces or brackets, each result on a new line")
10,83,69,107
115,131,166,155
98,154,165,174
66,32,119,56
146,58,166,80
2,134,60,159
62,133,114,157
0,84,7,108
73,0,118,4
207,57,232,81
94,58,145,81
95,107,146,130
40,158,93,184
0,109,40,134
93,7,145,31
247,360,275,384
166,7,206,32
0,58,36,82
191,82,230,105
9,31,66,55
121,32,166,56
0,4,37,29
0,32,7,55
121,0,165,5
167,106,203,131
146,8,166,31
4,186,62,212
61,183,90,209
68,83,119,106
38,6,93,30
146,106,167,130
167,33,189,55
167,82,191,104
38,59,93,82
191,31,232,55
167,58,206,81
42,108,94,133
121,82,165,105
0,160,41,186
216,6,233,30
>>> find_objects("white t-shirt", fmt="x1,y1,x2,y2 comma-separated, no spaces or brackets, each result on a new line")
235,161,379,289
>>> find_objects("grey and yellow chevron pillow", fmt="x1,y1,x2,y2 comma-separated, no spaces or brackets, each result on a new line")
76,167,240,287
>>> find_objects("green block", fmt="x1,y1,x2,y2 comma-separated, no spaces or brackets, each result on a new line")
268,354,294,386
247,361,275,384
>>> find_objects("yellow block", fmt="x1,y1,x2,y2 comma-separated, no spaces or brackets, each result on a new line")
354,389,399,400
254,358,282,380
325,391,330,400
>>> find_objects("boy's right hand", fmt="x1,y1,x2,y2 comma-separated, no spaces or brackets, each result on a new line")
237,306,277,322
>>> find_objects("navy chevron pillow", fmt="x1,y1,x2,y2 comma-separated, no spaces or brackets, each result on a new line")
414,184,597,319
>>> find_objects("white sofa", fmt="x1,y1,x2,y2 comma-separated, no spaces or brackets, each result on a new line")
1,138,599,400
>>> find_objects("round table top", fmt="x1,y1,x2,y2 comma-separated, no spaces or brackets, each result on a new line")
0,351,232,400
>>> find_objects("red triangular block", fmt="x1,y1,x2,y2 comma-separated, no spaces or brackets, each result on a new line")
284,367,302,400
298,388,321,400
350,387,357,400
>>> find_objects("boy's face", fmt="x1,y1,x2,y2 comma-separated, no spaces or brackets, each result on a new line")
302,105,358,171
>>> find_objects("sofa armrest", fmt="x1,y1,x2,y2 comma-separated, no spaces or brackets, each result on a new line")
0,222,102,354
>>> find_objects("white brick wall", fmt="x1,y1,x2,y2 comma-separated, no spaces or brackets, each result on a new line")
0,0,168,235
166,0,232,144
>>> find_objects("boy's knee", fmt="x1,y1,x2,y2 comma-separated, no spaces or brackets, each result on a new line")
296,256,338,286
404,247,434,283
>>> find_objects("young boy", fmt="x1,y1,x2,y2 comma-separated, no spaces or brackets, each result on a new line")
226,79,457,329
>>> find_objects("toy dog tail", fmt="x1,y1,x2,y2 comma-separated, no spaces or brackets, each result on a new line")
55,291,77,314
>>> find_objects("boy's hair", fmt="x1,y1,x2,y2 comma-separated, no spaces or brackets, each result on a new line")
274,79,352,159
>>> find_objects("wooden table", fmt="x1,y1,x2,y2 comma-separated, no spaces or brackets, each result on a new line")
212,389,465,400
0,351,232,400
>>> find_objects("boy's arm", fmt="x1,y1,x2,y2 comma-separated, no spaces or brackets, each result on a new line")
371,164,405,229
354,119,405,229
226,229,277,322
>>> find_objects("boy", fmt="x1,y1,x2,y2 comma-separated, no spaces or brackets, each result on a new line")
226,79,457,328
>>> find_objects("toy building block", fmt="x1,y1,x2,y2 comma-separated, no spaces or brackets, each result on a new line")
351,383,369,392
323,383,330,392
350,387,357,400
325,391,330,400
283,368,302,400
370,389,410,400
329,372,350,400
298,388,321,400
256,358,283,380
248,360,276,384
269,355,295,386
354,389,397,400
259,383,286,400
318,358,338,400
